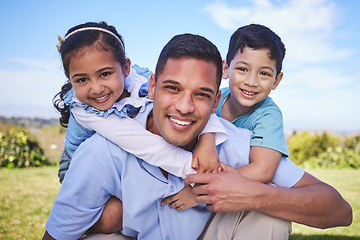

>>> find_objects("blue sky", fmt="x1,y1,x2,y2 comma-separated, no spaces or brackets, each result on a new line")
0,0,359,132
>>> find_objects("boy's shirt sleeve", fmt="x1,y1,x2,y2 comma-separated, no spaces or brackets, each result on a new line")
250,105,289,157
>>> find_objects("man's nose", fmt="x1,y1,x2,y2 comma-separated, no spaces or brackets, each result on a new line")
175,93,195,114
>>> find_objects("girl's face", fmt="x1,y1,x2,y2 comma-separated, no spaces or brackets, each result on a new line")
68,48,130,111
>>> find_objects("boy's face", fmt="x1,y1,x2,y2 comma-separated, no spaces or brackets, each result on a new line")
148,57,221,152
223,47,283,114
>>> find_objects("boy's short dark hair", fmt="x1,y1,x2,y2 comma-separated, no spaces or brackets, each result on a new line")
226,24,286,76
155,33,223,90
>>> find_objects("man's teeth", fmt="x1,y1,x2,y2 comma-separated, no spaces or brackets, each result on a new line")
242,90,255,95
94,94,109,101
170,117,192,126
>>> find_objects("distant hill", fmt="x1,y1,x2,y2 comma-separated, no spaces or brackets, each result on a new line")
0,116,58,129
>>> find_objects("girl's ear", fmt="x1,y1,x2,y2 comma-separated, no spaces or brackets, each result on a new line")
148,74,156,100
124,58,131,78
272,72,283,90
222,60,229,79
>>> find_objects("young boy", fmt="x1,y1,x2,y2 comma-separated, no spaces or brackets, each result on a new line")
216,23,287,183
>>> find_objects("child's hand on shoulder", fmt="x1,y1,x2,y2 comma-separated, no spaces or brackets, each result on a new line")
192,133,223,173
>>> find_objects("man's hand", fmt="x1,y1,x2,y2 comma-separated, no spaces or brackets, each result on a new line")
185,163,265,212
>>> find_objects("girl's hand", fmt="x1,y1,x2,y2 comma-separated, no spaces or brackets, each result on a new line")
192,133,223,173
161,185,198,211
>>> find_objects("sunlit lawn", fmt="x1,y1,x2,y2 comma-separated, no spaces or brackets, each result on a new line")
0,167,359,239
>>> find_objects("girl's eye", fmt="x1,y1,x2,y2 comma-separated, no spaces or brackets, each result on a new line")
76,78,88,83
101,72,111,78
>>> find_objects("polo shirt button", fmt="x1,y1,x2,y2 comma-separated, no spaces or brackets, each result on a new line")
166,236,170,240
170,186,175,192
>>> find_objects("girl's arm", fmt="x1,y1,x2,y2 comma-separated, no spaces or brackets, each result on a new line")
72,105,195,179
237,146,282,183
192,133,223,173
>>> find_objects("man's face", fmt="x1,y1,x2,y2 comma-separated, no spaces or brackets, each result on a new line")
148,57,220,151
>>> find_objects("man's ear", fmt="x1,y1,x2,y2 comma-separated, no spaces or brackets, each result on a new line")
148,74,156,100
212,90,221,114
272,72,283,90
222,60,229,79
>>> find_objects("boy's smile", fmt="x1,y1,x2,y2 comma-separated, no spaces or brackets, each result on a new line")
148,57,220,152
68,48,129,111
223,47,283,119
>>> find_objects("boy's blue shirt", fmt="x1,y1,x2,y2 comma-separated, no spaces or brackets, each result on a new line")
215,87,289,157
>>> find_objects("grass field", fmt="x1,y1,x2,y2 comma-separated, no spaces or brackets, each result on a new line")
0,167,359,239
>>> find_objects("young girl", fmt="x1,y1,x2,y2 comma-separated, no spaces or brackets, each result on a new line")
53,21,225,233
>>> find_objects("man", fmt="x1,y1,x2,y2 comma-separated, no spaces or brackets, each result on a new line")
43,33,352,240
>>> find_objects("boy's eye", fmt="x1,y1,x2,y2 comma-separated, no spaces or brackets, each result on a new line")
260,71,272,77
237,67,247,72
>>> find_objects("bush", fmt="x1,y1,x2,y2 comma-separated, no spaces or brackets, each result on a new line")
0,128,52,168
288,131,360,169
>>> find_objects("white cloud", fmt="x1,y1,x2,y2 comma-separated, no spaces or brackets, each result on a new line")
204,0,351,66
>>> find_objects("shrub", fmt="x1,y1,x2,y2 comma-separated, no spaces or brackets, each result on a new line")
0,128,52,168
288,131,360,169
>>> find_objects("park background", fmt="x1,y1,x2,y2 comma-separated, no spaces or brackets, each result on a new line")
0,0,359,239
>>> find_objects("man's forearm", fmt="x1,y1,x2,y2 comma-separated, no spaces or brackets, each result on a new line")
187,165,352,229
254,175,352,228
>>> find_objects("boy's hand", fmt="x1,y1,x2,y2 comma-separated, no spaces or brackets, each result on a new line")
161,185,198,211
192,133,223,173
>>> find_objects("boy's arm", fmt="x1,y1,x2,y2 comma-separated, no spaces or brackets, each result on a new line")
237,146,282,183
72,105,195,179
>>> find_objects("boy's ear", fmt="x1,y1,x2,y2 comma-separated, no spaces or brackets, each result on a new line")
222,60,229,79
272,72,283,90
148,74,156,100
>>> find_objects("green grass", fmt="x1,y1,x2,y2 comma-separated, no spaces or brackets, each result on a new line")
290,168,360,239
0,167,60,239
0,167,358,239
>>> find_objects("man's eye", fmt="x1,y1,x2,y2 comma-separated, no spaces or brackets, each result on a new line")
164,85,178,91
197,93,211,99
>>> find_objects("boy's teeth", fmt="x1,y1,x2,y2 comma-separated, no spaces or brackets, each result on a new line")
170,117,192,126
243,90,255,95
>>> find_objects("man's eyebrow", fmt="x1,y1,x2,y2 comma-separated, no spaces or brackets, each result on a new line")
199,87,215,94
162,79,180,85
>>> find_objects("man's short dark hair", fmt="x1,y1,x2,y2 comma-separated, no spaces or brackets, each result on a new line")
155,33,223,90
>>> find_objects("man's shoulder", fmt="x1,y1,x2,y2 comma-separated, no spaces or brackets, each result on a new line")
218,117,252,140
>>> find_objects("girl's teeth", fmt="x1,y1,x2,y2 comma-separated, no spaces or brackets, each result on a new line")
170,117,192,126
94,94,109,101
